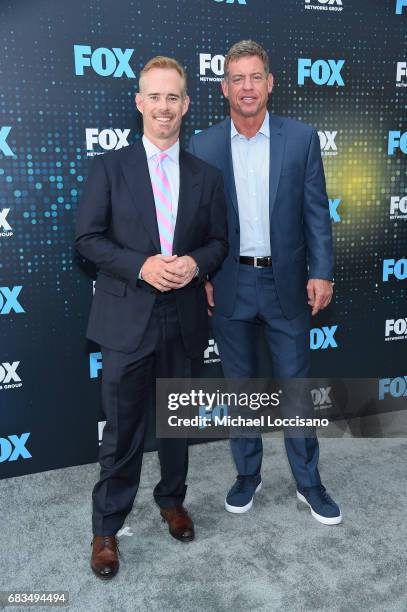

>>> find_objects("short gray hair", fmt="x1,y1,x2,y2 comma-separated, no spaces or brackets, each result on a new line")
224,40,269,78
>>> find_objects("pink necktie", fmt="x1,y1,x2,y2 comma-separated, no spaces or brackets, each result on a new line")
151,152,174,256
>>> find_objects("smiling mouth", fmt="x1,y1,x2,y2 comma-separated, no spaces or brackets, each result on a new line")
241,97,257,103
155,116,172,124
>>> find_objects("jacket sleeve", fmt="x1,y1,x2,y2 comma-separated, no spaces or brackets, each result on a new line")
186,170,229,281
303,129,334,280
75,155,146,282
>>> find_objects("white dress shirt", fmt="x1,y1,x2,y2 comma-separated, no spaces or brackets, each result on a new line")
142,135,180,224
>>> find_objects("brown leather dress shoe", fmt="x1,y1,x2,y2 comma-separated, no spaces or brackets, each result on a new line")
160,506,195,542
91,535,120,579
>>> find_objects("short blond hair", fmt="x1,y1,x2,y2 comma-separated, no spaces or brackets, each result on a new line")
139,56,187,95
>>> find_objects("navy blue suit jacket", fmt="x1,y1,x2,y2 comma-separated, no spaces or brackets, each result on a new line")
189,114,334,320
75,140,228,355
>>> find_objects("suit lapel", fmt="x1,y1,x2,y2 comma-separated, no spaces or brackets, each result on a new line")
220,118,239,219
173,149,200,254
120,140,161,252
269,114,285,222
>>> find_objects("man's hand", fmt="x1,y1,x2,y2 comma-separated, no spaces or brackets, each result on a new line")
165,255,197,288
205,280,214,316
141,255,188,292
307,279,333,316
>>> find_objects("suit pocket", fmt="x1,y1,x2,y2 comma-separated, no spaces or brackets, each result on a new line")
280,164,302,177
293,244,306,262
95,272,127,296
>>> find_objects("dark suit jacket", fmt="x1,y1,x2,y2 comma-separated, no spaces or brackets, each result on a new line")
75,140,228,356
189,114,333,320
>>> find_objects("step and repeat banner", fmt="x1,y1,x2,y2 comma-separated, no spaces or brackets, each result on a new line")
0,0,406,477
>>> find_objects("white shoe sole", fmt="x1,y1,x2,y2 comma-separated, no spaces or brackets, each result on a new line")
224,481,262,514
296,490,342,525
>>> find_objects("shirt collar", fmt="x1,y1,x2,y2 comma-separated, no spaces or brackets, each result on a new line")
142,135,180,162
231,111,270,140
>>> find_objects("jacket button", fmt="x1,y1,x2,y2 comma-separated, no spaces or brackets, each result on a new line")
236,229,239,234
234,257,238,262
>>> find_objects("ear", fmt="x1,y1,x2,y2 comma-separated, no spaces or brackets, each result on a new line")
135,92,143,114
181,94,190,117
267,73,274,95
221,78,229,99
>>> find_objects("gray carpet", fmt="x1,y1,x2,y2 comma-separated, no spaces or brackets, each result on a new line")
1,436,406,612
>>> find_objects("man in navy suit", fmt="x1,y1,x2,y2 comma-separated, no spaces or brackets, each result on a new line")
189,40,341,525
76,56,228,579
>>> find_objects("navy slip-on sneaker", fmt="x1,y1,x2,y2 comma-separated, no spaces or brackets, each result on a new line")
225,474,262,514
296,484,342,525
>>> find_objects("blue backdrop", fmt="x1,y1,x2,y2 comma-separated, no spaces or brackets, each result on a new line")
0,0,406,477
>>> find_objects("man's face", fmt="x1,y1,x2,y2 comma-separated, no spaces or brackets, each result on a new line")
136,68,190,147
221,55,273,119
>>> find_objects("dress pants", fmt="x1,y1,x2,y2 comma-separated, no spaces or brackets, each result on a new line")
212,264,321,489
92,292,191,536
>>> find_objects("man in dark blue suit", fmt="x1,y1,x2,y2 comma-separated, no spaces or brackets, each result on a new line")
76,56,228,579
189,41,341,525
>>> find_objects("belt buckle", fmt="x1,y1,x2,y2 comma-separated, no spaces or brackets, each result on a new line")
254,256,262,268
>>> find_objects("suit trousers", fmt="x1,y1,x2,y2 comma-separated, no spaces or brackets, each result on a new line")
212,264,322,489
92,292,191,536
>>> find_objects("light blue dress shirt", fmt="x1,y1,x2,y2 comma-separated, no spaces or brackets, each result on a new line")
231,111,271,257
